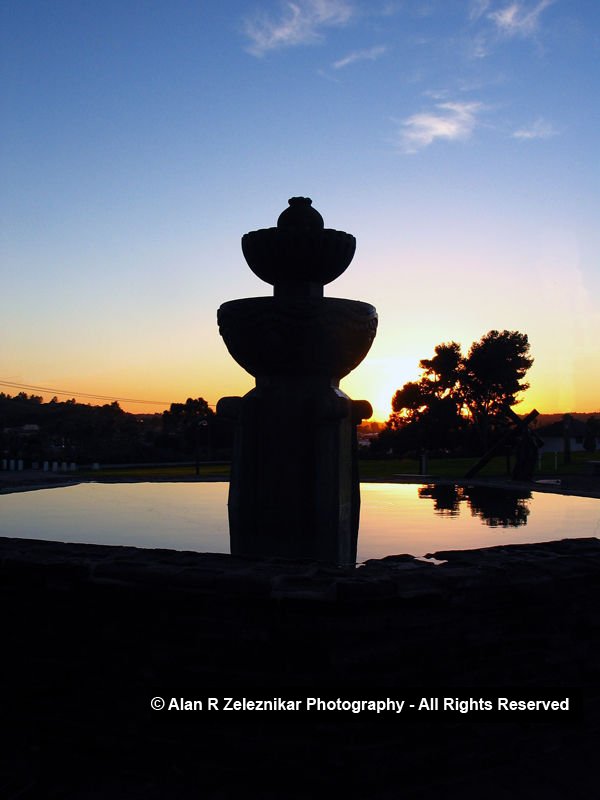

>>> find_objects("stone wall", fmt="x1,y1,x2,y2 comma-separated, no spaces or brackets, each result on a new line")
1,536,598,797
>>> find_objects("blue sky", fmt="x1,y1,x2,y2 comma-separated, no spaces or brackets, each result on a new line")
2,0,599,419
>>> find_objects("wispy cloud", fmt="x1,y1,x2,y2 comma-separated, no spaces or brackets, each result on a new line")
469,0,492,21
468,32,490,58
398,101,483,154
243,0,355,56
512,118,557,139
465,1,554,59
379,1,401,17
488,0,554,37
333,44,387,69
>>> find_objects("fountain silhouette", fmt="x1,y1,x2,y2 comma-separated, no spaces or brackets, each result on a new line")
217,198,377,563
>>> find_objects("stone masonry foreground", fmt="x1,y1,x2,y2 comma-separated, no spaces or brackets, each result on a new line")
1,536,598,797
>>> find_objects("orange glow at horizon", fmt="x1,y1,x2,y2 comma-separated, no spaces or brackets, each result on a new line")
5,313,599,422
12,368,598,424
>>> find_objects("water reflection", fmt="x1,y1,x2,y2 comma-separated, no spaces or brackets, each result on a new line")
418,484,531,527
418,484,462,517
0,481,597,563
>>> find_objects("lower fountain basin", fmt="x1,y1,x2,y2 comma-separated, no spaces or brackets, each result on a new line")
217,296,378,379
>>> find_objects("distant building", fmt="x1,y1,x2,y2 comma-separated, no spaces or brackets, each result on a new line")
358,432,378,448
2,423,40,435
535,418,593,453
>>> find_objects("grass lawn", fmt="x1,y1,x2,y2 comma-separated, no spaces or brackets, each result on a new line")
358,456,510,480
79,451,596,482
359,450,596,481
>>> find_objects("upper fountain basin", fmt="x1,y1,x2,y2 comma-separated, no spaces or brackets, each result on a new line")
241,228,356,288
217,296,377,380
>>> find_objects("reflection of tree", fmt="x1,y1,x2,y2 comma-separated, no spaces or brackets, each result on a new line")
418,484,464,516
418,484,531,527
464,486,531,528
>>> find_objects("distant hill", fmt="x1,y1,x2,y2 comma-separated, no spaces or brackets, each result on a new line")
529,412,599,428
364,413,599,430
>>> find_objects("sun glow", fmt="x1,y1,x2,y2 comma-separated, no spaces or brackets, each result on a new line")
341,354,419,423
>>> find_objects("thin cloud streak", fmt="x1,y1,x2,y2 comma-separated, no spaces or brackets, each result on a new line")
333,45,387,69
469,33,490,58
398,101,483,154
243,0,355,56
513,118,557,139
488,0,554,36
469,0,492,21
466,1,554,60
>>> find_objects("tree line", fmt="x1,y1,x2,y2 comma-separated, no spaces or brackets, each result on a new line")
0,393,232,465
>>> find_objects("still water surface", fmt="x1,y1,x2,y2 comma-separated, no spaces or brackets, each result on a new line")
2,482,599,560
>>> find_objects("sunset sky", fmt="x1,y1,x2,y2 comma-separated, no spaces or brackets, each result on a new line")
2,0,599,421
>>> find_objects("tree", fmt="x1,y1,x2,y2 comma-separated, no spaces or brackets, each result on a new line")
163,398,213,429
162,398,215,466
386,342,467,454
419,341,462,397
461,330,533,450
389,381,429,428
388,341,464,428
383,330,533,456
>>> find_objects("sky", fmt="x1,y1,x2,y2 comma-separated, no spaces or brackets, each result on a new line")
1,0,599,421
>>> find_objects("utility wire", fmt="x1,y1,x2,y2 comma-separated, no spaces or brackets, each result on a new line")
0,380,216,408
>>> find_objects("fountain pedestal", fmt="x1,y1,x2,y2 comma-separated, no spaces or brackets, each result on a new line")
217,198,377,563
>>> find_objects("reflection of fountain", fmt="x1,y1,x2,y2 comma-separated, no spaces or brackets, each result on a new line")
419,484,532,527
217,198,377,563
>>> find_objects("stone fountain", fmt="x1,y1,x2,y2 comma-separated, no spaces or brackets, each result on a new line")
217,197,377,564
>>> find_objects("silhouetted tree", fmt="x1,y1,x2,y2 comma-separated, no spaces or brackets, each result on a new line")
388,381,428,428
419,341,463,397
163,398,213,430
388,342,464,425
382,330,533,456
162,398,215,465
461,330,533,450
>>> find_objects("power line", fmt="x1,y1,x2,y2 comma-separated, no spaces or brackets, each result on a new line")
0,380,169,405
0,380,217,408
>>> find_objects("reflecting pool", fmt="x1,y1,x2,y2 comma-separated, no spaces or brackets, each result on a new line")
1,481,598,561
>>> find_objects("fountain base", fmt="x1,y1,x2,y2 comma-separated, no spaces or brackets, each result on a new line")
219,380,372,563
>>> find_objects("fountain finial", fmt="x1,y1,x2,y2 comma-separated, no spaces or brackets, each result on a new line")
277,197,324,230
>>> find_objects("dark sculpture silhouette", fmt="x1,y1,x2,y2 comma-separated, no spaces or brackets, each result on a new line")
217,198,377,563
465,407,542,482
